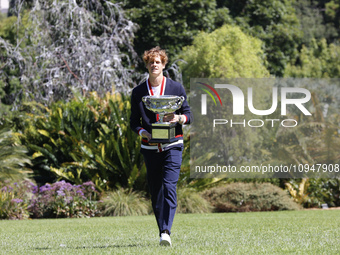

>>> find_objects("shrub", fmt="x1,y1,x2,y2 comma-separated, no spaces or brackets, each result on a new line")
0,128,32,181
0,179,35,220
307,178,340,208
285,178,314,207
28,180,100,218
179,25,269,87
99,188,150,216
286,178,340,208
202,182,301,212
14,92,146,191
176,187,212,214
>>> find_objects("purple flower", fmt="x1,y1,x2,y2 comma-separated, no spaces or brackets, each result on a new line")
40,184,52,192
82,181,95,187
57,190,65,196
32,186,38,194
76,190,84,196
11,198,23,203
1,186,14,192
28,181,35,186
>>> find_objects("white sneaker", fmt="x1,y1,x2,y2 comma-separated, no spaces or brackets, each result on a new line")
159,233,172,246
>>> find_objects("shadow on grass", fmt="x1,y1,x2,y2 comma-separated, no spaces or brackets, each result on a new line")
76,244,146,249
33,243,149,250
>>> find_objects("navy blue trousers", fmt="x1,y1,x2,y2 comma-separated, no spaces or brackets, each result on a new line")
142,146,183,236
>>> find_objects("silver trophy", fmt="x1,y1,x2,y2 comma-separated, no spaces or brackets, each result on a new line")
142,95,185,143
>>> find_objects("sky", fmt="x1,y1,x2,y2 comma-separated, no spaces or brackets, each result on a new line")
0,0,9,9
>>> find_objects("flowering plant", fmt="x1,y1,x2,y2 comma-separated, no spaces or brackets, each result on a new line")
0,180,100,219
28,180,100,218
0,180,35,220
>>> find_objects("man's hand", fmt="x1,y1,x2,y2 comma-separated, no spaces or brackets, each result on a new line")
141,130,152,141
163,113,183,124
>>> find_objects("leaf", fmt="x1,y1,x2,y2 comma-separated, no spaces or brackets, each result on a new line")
57,108,63,119
101,144,105,160
50,167,74,182
37,129,50,138
32,151,43,159
127,165,139,188
28,144,59,167
100,124,111,135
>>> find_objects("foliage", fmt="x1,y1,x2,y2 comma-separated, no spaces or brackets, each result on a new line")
189,79,276,180
260,80,340,178
293,0,338,46
122,0,221,69
1,0,140,107
325,0,340,35
287,178,340,208
285,39,340,78
0,10,31,109
0,13,6,21
308,178,340,207
99,187,150,216
28,180,99,218
176,187,212,214
0,128,31,181
0,179,35,219
316,0,340,41
202,182,301,212
285,178,311,205
123,0,305,77
0,36,25,108
8,0,34,17
325,0,340,22
216,0,302,76
179,25,269,87
0,11,30,46
14,92,146,191
1,0,339,109
0,15,20,45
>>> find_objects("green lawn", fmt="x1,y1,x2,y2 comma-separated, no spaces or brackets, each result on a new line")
0,210,339,254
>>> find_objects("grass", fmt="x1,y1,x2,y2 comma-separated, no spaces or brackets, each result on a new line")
0,210,339,254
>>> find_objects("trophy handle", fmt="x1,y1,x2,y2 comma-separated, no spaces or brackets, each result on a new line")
178,96,185,105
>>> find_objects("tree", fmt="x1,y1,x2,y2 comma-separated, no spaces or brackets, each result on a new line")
0,37,25,108
179,25,270,86
0,8,30,109
284,38,340,78
216,0,303,76
325,0,340,31
180,25,271,180
1,0,141,107
121,0,221,68
293,0,337,46
314,0,340,42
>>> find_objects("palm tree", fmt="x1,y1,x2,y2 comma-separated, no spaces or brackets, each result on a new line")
0,128,31,181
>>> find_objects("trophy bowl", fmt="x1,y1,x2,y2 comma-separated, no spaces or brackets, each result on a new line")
142,95,185,124
142,95,185,143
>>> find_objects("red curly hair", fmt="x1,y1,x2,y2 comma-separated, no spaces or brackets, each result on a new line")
143,46,168,65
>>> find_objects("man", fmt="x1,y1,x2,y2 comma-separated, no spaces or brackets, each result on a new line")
130,46,192,246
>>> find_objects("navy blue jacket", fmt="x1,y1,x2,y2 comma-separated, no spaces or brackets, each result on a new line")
130,77,192,150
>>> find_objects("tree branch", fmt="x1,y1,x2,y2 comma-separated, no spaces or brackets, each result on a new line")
58,54,83,84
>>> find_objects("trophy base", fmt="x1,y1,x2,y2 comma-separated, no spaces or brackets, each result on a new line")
148,137,178,144
149,123,177,143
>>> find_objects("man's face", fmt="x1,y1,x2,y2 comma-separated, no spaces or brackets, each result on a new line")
146,56,165,76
